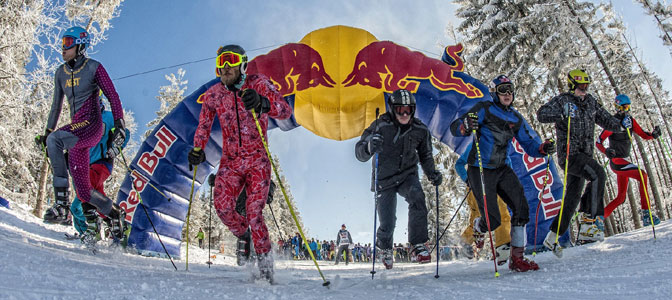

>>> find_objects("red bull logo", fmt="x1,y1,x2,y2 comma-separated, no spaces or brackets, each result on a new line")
120,170,150,223
137,125,177,176
512,139,561,218
247,43,336,96
342,41,482,97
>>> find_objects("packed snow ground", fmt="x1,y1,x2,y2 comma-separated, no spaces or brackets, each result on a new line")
1,203,671,300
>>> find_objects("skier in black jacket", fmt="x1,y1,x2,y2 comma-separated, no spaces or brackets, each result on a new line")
355,89,442,270
537,69,623,257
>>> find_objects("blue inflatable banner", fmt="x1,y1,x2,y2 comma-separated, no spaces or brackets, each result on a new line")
116,25,567,257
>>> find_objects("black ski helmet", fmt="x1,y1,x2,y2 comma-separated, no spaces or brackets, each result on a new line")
488,74,514,105
388,89,416,118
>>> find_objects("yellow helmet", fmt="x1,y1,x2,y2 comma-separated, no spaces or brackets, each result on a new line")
567,69,591,91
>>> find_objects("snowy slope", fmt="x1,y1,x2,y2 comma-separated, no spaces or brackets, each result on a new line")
1,204,671,300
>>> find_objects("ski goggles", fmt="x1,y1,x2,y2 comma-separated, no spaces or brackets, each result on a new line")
495,83,514,95
216,51,246,68
615,103,630,112
62,36,76,50
393,105,415,116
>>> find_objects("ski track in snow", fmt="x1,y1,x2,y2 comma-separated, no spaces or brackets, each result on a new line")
1,204,671,299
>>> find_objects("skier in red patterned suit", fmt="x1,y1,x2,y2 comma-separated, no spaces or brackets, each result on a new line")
188,45,292,281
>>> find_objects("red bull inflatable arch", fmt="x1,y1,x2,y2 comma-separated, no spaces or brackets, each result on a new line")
116,25,567,258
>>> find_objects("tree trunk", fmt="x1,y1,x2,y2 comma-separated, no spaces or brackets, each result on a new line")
633,135,666,220
32,160,49,217
622,33,672,146
627,186,642,229
563,0,621,95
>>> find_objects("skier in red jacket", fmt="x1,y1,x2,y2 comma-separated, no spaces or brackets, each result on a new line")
188,45,292,282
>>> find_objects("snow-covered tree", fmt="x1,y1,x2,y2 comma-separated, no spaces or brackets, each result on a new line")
144,68,188,139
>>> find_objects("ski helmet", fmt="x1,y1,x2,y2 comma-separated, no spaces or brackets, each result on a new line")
567,69,591,91
488,74,514,104
62,26,90,53
388,89,416,117
614,94,631,112
217,44,248,73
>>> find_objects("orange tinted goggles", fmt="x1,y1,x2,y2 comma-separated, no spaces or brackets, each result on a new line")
62,36,76,50
216,51,245,68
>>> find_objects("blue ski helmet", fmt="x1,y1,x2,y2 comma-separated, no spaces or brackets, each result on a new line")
489,74,514,104
62,26,90,51
614,94,631,106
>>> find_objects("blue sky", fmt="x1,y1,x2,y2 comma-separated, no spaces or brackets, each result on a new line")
90,1,671,243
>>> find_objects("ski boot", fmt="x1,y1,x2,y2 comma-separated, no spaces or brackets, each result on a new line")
472,217,485,249
508,246,539,272
458,239,474,260
236,229,252,266
494,243,510,266
257,252,274,283
380,248,394,270
80,203,101,252
543,230,563,258
108,205,128,246
641,210,661,226
411,243,431,264
578,216,604,243
43,187,71,225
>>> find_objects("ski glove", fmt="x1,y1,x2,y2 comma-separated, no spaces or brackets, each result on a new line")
539,139,556,155
428,170,443,186
208,174,216,186
188,147,206,167
267,180,276,204
35,128,52,150
651,126,661,139
605,148,617,159
241,89,270,113
562,102,577,119
368,133,384,154
110,119,126,148
621,114,632,129
461,113,479,135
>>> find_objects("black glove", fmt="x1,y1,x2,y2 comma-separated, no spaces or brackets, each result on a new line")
208,174,216,186
368,133,384,154
539,139,556,155
651,126,661,139
241,89,270,113
188,147,206,167
605,148,617,159
562,102,577,119
267,180,276,204
35,129,52,149
461,113,479,135
428,170,443,186
110,119,126,148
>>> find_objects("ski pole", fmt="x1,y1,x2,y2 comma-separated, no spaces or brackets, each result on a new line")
119,151,177,271
554,112,572,250
207,174,215,267
533,156,551,256
429,190,468,253
659,136,672,162
625,127,656,239
371,107,380,280
250,106,330,287
472,125,499,278
267,203,283,237
185,165,198,271
434,185,440,279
